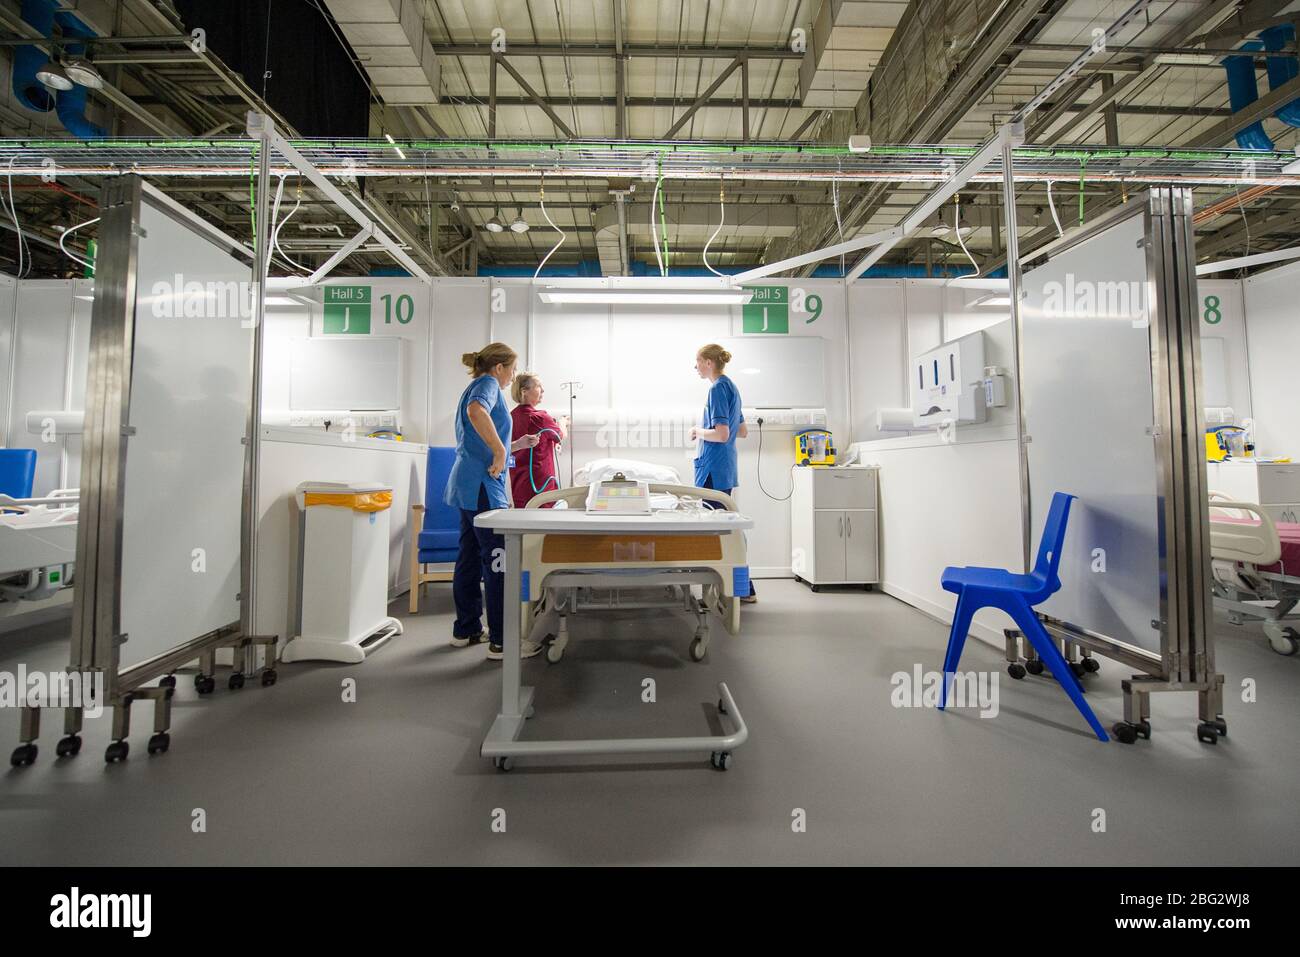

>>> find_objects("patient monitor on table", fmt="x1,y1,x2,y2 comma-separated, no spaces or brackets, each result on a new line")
585,472,652,514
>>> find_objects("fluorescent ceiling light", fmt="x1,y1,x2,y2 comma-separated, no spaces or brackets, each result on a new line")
35,61,73,91
538,289,753,305
63,58,104,89
1153,52,1216,66
383,132,406,161
848,135,872,153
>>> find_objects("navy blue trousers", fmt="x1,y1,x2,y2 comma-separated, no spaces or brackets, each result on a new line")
453,485,504,642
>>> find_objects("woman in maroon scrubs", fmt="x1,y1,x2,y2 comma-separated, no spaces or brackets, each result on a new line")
509,372,568,508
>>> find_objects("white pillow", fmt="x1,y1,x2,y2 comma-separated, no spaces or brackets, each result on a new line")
574,458,682,486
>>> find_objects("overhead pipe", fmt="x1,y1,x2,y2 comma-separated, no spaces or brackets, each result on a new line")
1259,24,1300,128
1222,41,1275,150
11,0,56,112
9,0,106,138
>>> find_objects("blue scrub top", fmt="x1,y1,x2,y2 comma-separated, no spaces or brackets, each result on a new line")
445,374,512,511
693,374,745,490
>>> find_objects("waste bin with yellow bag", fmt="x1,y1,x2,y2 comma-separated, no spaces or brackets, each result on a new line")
281,481,404,664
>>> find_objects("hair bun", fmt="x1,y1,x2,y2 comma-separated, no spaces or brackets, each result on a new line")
461,351,478,368
720,349,732,364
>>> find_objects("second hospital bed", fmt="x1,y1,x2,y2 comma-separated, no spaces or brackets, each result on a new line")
1208,493,1300,656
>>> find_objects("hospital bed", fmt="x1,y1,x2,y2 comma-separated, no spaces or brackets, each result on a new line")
0,489,78,603
1208,493,1300,656
475,491,753,771
519,481,746,664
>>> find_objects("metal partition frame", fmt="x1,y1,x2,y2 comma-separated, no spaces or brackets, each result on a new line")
15,175,260,764
1011,187,1224,741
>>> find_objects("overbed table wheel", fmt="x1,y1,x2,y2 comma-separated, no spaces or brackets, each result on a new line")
493,756,514,772
710,751,732,771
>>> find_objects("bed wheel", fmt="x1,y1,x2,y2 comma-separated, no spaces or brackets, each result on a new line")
1197,722,1220,745
689,636,707,662
1025,659,1044,676
1007,663,1026,680
1082,657,1101,673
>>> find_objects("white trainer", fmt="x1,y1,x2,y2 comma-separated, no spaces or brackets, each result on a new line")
487,639,543,661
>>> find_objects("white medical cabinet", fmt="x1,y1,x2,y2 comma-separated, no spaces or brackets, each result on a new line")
1206,460,1300,524
790,466,879,590
281,480,403,664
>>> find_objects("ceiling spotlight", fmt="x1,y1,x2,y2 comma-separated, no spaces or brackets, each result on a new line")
508,209,529,233
35,60,74,92
63,57,104,90
485,211,505,233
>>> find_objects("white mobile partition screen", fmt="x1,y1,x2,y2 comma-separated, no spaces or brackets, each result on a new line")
1015,189,1223,742
55,176,256,760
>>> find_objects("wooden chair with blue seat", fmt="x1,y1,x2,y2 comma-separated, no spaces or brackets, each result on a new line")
938,491,1109,742
0,449,38,509
408,446,459,613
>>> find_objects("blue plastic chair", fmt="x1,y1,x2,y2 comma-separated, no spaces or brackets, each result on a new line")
0,449,37,501
939,492,1109,742
408,447,459,613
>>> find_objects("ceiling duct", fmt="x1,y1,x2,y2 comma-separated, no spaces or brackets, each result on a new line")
323,0,440,105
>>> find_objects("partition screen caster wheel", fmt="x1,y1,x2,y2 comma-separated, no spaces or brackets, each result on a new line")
10,743,37,767
1025,660,1044,676
105,740,129,763
1082,657,1100,674
493,756,513,772
260,669,278,687
1007,663,1026,680
56,735,82,758
147,733,170,756
1111,722,1139,744
1196,722,1220,745
228,672,245,691
196,676,215,695
689,636,707,662
710,751,732,771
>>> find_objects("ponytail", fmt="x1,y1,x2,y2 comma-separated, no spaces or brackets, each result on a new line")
462,342,518,377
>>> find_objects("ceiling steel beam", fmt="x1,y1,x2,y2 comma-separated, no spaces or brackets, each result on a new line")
432,43,801,60
491,54,575,139
663,56,746,139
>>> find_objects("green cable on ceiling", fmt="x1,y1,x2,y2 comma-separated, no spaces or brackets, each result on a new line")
1078,157,1088,227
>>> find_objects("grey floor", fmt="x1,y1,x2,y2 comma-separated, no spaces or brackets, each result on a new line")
1,580,1297,866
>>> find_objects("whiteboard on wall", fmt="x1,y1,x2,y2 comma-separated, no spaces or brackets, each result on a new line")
719,336,825,407
290,337,402,410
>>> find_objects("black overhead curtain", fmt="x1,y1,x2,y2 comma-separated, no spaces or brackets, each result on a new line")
172,0,370,138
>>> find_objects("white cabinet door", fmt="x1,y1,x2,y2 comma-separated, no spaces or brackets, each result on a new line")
813,510,846,582
844,510,878,582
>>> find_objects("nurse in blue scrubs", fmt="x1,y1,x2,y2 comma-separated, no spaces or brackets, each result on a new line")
445,343,542,660
689,343,756,603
